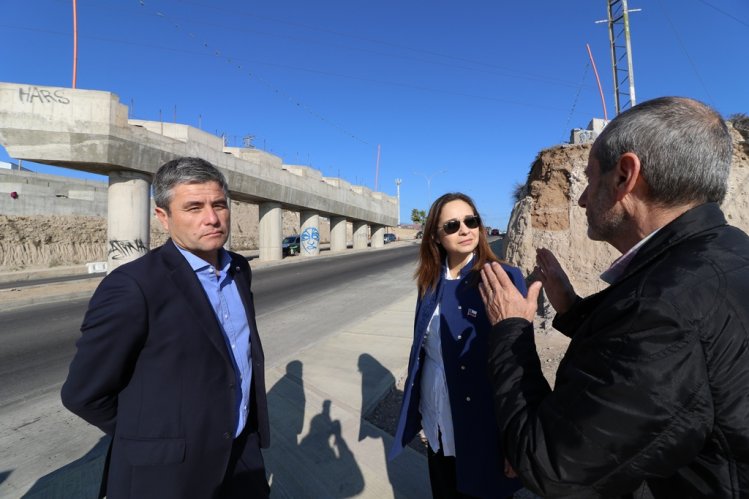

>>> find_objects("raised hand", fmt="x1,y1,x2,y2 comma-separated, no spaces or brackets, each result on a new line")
479,262,542,325
535,248,577,314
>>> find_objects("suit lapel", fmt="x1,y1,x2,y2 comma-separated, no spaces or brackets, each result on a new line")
161,241,235,368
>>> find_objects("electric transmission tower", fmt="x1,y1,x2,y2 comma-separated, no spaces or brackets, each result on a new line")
604,0,640,115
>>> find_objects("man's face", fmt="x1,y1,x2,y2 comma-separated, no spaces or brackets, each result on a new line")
578,154,624,242
155,181,229,263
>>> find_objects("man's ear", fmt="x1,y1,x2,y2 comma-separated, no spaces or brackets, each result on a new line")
155,206,170,232
613,152,642,201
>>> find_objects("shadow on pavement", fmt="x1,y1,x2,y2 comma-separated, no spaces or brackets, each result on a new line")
265,360,364,498
358,353,414,499
299,399,364,497
22,435,109,499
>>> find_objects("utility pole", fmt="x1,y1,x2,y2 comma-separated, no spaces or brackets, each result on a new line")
375,144,381,192
600,0,640,114
395,178,402,226
72,0,78,88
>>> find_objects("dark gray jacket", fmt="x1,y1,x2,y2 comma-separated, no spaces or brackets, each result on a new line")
488,203,749,497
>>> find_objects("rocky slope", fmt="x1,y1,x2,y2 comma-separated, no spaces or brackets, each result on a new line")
504,120,749,303
498,119,748,384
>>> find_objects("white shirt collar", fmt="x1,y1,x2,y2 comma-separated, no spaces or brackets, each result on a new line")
444,254,474,280
600,228,660,284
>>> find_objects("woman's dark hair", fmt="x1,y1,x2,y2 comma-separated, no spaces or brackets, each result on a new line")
415,192,500,297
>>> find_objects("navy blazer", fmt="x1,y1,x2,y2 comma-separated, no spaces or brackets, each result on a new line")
61,240,269,499
390,261,526,498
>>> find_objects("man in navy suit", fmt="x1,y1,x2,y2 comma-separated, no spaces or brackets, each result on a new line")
62,157,270,498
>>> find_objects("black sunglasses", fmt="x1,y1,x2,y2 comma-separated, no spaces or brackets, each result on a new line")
441,215,481,235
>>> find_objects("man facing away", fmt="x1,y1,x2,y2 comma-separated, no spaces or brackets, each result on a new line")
62,157,270,498
479,97,749,497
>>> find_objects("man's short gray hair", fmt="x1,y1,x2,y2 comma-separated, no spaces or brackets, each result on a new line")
153,157,228,211
593,96,732,206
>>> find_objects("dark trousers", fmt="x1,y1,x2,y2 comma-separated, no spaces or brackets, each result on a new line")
427,446,515,499
427,446,479,499
220,429,269,498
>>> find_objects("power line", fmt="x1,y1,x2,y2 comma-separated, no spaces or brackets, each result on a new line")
44,0,595,92
172,0,591,87
559,59,591,143
0,20,572,113
654,0,715,105
697,0,749,29
135,0,371,145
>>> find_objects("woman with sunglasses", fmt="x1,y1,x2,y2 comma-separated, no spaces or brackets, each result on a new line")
390,192,526,499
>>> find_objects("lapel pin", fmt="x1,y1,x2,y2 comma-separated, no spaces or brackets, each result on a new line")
467,308,477,317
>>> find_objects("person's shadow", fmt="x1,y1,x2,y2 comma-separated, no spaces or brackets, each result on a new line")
298,400,364,497
20,435,109,498
265,360,363,498
357,353,413,499
265,360,306,496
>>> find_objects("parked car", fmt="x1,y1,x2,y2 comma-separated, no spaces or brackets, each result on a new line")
282,235,301,256
490,228,500,236
383,233,397,244
415,230,423,239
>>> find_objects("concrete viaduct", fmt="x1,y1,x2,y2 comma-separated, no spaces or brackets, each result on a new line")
0,82,398,270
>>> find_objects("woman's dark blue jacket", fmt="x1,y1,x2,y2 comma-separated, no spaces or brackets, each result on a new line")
389,261,527,498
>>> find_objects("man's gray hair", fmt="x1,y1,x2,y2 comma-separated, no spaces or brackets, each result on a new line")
153,157,228,211
593,96,732,206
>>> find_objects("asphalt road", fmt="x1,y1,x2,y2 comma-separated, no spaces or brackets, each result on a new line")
0,244,419,415
0,244,421,497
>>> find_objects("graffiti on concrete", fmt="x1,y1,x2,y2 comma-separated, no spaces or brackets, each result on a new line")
108,239,148,260
301,227,320,254
18,86,70,105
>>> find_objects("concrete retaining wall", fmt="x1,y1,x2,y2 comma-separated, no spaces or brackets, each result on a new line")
0,168,108,216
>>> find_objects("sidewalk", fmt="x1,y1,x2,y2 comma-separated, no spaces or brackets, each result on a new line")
1,244,429,498
262,294,428,498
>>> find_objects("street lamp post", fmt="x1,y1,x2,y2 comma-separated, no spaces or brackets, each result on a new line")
395,178,402,226
413,169,447,202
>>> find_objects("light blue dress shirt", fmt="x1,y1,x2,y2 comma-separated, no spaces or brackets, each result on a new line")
176,245,252,438
419,256,469,456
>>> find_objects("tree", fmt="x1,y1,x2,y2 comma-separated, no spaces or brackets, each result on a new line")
410,208,427,225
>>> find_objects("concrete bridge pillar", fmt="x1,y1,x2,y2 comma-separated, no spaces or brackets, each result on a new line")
259,202,282,261
371,225,385,248
330,216,347,252
107,171,151,272
300,210,320,257
353,221,368,250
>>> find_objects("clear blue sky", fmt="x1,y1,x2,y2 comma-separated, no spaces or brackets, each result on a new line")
1,0,747,229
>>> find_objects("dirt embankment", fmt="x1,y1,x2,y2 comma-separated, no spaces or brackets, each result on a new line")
0,202,301,270
0,203,417,271
500,120,749,384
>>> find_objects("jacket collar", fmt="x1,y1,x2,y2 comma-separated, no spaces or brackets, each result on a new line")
442,253,475,281
616,202,726,283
